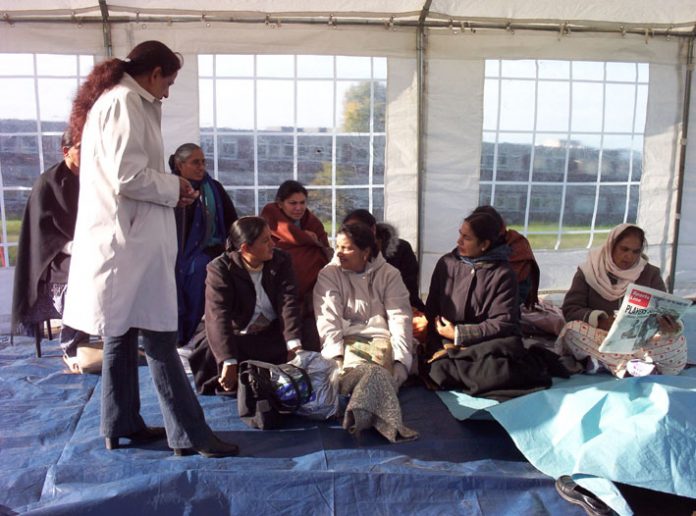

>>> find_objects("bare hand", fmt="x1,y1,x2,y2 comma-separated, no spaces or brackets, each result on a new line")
287,348,298,362
435,316,456,340
657,314,680,335
177,177,199,208
218,363,238,392
597,314,615,331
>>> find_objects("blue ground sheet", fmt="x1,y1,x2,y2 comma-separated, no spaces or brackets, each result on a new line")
438,371,696,516
0,337,581,516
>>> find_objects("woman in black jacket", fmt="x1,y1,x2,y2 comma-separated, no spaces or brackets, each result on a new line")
188,216,303,394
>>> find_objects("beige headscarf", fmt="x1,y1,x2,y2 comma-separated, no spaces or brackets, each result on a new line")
578,223,648,301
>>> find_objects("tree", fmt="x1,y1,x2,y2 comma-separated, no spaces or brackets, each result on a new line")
341,81,386,133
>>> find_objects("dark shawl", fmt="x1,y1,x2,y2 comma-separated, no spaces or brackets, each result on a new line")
11,161,79,332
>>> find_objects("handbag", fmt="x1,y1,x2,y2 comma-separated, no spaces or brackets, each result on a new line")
237,360,313,429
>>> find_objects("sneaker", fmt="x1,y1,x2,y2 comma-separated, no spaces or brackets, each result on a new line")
555,476,613,516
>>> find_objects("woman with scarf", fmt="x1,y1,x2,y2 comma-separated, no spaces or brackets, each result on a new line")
261,180,332,351
558,224,687,377
472,205,540,308
169,143,237,347
423,211,562,396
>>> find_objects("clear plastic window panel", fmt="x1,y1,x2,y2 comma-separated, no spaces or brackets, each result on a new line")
479,59,648,250
199,54,386,240
0,53,93,266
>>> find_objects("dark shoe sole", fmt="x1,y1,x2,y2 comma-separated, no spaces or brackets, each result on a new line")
555,476,613,516
104,427,166,450
173,445,240,458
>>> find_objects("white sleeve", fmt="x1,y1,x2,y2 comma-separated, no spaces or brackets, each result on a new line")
102,92,179,207
313,267,346,360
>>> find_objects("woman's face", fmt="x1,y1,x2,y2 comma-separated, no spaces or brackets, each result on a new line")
278,193,307,222
336,233,370,273
457,221,488,259
612,234,643,270
177,148,206,182
245,226,275,264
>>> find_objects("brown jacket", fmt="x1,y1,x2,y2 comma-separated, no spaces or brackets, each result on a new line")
425,251,520,355
204,248,302,362
562,263,665,324
260,202,331,304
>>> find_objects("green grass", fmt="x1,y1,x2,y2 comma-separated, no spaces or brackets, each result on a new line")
1,219,21,266
509,223,613,250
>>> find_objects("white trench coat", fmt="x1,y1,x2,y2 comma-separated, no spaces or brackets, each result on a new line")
63,74,180,337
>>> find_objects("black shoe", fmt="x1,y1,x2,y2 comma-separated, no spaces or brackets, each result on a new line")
173,434,240,458
105,426,166,450
555,476,613,516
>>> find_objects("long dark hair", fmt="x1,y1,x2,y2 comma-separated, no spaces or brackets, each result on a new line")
343,209,376,228
275,180,307,202
227,216,268,252
69,40,182,144
337,222,379,259
464,212,504,248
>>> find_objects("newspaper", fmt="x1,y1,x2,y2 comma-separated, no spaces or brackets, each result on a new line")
598,283,692,354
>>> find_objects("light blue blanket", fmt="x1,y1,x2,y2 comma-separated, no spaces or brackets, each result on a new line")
437,370,696,515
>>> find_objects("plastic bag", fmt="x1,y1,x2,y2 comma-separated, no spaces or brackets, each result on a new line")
288,350,340,420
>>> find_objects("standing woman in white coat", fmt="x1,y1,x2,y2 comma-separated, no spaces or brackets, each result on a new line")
64,41,238,458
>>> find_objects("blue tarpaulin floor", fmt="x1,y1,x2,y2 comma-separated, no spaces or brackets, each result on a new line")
0,336,693,515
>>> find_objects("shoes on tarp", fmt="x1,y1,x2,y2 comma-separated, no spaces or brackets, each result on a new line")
555,476,614,516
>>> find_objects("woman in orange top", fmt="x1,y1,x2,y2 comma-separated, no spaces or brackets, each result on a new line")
261,180,332,350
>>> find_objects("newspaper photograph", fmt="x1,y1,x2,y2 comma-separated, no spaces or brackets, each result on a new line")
598,283,692,354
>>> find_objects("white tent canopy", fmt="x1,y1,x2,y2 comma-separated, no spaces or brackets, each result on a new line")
2,1,696,303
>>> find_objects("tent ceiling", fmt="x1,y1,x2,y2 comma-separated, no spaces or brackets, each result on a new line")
2,1,696,34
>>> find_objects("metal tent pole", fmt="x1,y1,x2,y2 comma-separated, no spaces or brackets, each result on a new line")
668,36,695,293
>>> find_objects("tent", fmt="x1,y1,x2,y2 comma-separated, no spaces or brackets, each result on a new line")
2,1,696,301
1,3,696,515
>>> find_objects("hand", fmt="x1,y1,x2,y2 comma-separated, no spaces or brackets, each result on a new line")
392,361,409,390
435,316,456,340
333,355,344,372
657,314,680,335
218,363,238,392
177,177,199,208
287,348,299,361
597,314,615,331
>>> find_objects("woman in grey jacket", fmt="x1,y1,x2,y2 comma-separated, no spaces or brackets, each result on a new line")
313,222,413,388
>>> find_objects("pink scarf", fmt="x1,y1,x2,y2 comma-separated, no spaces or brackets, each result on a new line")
578,223,648,301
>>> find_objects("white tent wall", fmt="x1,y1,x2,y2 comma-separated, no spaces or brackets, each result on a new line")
420,30,691,297
1,17,695,323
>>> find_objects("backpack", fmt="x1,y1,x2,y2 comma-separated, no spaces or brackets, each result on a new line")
237,360,313,430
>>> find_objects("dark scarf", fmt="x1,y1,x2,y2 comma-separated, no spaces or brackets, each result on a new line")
454,244,511,267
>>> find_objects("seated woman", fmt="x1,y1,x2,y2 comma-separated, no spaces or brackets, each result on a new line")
426,211,520,355
261,180,332,351
424,212,564,397
313,222,413,389
472,205,540,308
169,143,238,347
343,209,429,344
190,217,302,395
558,223,687,377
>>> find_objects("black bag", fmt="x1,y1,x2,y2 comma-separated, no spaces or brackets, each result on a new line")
237,360,313,430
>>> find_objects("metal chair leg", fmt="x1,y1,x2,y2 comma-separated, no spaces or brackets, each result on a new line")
46,320,53,340
35,322,43,358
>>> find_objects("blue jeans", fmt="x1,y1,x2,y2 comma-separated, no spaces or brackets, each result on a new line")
101,328,214,449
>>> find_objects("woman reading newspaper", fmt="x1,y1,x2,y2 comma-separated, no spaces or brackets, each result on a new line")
557,223,687,377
